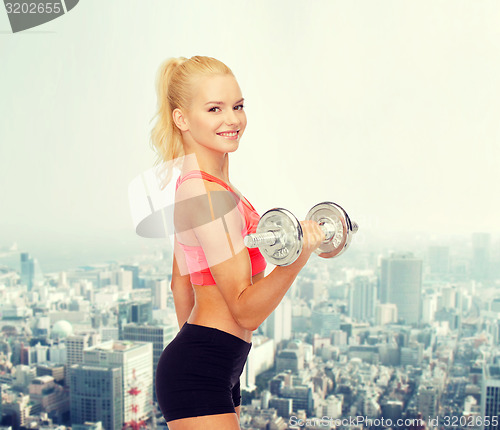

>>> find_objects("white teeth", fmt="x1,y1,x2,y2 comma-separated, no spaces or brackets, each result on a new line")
218,131,238,137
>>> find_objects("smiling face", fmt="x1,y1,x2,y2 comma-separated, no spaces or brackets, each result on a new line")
175,74,247,155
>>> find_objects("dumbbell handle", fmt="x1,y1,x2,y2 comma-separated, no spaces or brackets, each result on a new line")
245,219,355,248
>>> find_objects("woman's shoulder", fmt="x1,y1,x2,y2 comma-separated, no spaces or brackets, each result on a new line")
175,177,241,227
175,174,235,200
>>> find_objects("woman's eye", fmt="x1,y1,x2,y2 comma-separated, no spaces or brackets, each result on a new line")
208,107,220,112
234,104,245,111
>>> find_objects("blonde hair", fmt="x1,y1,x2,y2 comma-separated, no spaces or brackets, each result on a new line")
149,55,234,189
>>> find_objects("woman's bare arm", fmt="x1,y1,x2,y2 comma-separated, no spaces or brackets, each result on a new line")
179,179,323,332
170,237,194,329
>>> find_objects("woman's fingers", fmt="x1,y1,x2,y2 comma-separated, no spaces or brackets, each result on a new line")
300,220,325,253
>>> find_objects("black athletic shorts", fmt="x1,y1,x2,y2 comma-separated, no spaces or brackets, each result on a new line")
155,322,252,422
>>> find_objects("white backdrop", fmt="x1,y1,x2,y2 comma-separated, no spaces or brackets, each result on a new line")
1,1,499,264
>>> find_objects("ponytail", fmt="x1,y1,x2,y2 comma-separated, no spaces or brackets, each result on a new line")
149,57,187,189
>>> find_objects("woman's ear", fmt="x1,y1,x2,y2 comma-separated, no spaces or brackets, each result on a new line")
173,108,189,132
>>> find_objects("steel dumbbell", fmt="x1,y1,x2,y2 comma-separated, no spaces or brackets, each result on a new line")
244,201,358,266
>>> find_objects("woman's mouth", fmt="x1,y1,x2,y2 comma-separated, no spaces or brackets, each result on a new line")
217,130,239,139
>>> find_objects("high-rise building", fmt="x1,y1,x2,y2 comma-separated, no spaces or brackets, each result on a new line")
379,253,423,325
113,269,133,293
279,386,313,416
20,252,35,291
375,303,398,326
150,279,168,310
34,343,49,364
381,400,403,422
269,398,293,418
49,342,67,364
66,333,101,368
120,264,140,289
440,286,457,309
312,304,341,337
241,336,274,391
122,323,176,399
427,246,450,276
29,375,69,421
276,349,303,373
348,276,377,322
491,299,500,313
379,257,390,303
421,294,437,324
472,233,491,281
14,364,36,387
69,364,123,430
264,297,292,345
299,279,324,302
117,301,152,340
1,392,32,429
417,385,438,421
322,394,343,418
83,340,153,425
481,364,500,430
36,363,65,384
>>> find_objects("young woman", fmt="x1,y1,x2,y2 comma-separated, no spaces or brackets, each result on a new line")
152,56,324,430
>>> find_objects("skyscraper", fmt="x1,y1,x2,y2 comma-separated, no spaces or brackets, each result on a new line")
117,301,152,340
312,304,341,337
427,245,450,277
83,340,153,425
264,297,292,345
481,364,500,430
120,264,140,289
29,375,69,421
149,278,168,310
379,253,423,325
122,323,176,399
66,333,101,368
421,294,437,324
417,385,438,421
472,233,491,281
241,336,274,391
348,276,377,322
20,252,35,291
375,303,398,326
69,364,123,430
113,269,133,293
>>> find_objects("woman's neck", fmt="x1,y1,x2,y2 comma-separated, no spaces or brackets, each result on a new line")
182,151,229,183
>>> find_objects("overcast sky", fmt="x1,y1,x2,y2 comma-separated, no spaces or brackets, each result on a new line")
1,0,499,261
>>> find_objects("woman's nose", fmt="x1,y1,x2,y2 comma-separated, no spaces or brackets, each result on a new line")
224,109,239,126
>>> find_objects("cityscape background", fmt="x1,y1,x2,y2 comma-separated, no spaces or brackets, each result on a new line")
0,230,500,430
2,1,500,429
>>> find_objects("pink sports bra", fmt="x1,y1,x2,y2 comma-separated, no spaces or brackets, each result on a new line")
175,170,267,285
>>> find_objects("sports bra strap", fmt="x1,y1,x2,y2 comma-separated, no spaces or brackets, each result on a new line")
176,170,257,212
176,170,233,193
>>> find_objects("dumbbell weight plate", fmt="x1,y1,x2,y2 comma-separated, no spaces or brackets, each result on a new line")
255,208,303,266
305,202,354,259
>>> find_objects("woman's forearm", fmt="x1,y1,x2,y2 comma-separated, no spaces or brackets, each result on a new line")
233,253,309,331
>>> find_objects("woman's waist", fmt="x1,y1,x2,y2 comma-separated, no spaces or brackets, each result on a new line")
188,301,252,343
182,321,252,349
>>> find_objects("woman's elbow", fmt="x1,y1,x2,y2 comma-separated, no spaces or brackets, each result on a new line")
237,319,260,332
171,276,191,292
233,309,261,332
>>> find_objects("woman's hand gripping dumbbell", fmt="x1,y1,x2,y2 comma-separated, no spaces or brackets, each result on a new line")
244,201,358,266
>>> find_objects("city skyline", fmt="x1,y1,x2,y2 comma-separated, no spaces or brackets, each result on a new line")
1,225,499,429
